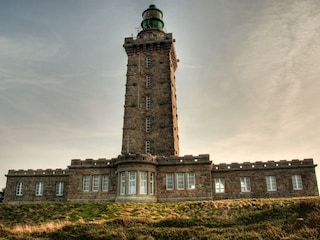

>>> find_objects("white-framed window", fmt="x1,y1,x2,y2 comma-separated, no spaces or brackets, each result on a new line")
83,176,90,192
35,182,44,196
240,177,251,192
150,172,154,195
129,171,136,194
140,171,147,194
145,141,151,154
16,182,23,196
146,118,151,133
56,182,64,196
188,173,196,189
102,175,109,192
292,175,303,190
120,172,126,195
92,175,100,192
146,56,151,68
215,178,225,193
266,176,277,192
166,173,174,190
146,75,151,88
177,172,185,190
146,96,151,110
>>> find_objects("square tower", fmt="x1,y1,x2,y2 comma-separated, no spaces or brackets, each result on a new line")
122,5,179,156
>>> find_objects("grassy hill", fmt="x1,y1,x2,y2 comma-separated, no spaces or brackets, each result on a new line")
0,197,319,239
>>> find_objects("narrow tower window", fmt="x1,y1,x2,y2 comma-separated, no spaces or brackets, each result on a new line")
145,141,151,154
146,56,151,68
146,96,151,110
146,118,151,133
146,75,151,88
16,182,23,196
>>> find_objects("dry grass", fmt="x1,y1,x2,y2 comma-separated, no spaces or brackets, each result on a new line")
0,197,319,239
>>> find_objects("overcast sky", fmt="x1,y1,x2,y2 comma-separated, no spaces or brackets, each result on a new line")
1,0,319,190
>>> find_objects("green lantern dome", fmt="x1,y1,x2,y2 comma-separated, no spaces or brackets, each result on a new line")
141,4,164,31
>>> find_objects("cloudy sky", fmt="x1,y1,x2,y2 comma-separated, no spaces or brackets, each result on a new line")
1,0,319,190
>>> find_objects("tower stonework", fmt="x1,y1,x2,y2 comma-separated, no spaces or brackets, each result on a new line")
3,5,318,203
122,4,179,156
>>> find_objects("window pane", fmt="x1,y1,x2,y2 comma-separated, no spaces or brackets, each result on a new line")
140,171,147,194
146,75,151,88
102,175,109,192
92,175,100,192
146,96,151,110
146,118,151,133
120,172,126,195
83,176,90,192
215,178,225,193
166,173,174,190
16,182,23,196
177,173,185,190
146,56,151,68
35,182,43,196
188,173,195,189
240,177,251,192
292,175,303,190
150,172,154,195
145,141,151,154
56,182,64,196
266,176,277,191
129,171,136,194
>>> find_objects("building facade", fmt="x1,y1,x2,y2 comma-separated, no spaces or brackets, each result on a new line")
4,5,318,203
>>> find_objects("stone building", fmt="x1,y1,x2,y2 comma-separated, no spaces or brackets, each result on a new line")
4,5,318,203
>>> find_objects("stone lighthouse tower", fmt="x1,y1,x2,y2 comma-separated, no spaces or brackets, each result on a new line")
122,4,179,156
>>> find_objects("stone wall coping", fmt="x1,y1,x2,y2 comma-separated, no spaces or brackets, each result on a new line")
157,154,211,165
212,158,316,171
69,158,115,168
7,168,69,176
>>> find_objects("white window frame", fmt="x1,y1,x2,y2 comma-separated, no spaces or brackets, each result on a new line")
292,175,303,190
214,178,225,193
145,141,151,154
240,177,251,192
92,175,100,192
177,172,185,190
146,96,151,110
166,173,174,190
120,172,126,195
56,182,64,196
266,176,277,192
146,75,151,88
16,182,23,196
35,182,44,196
187,172,195,189
140,171,147,194
102,175,109,192
146,118,151,133
83,176,90,192
146,56,151,68
129,171,136,194
150,172,154,195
